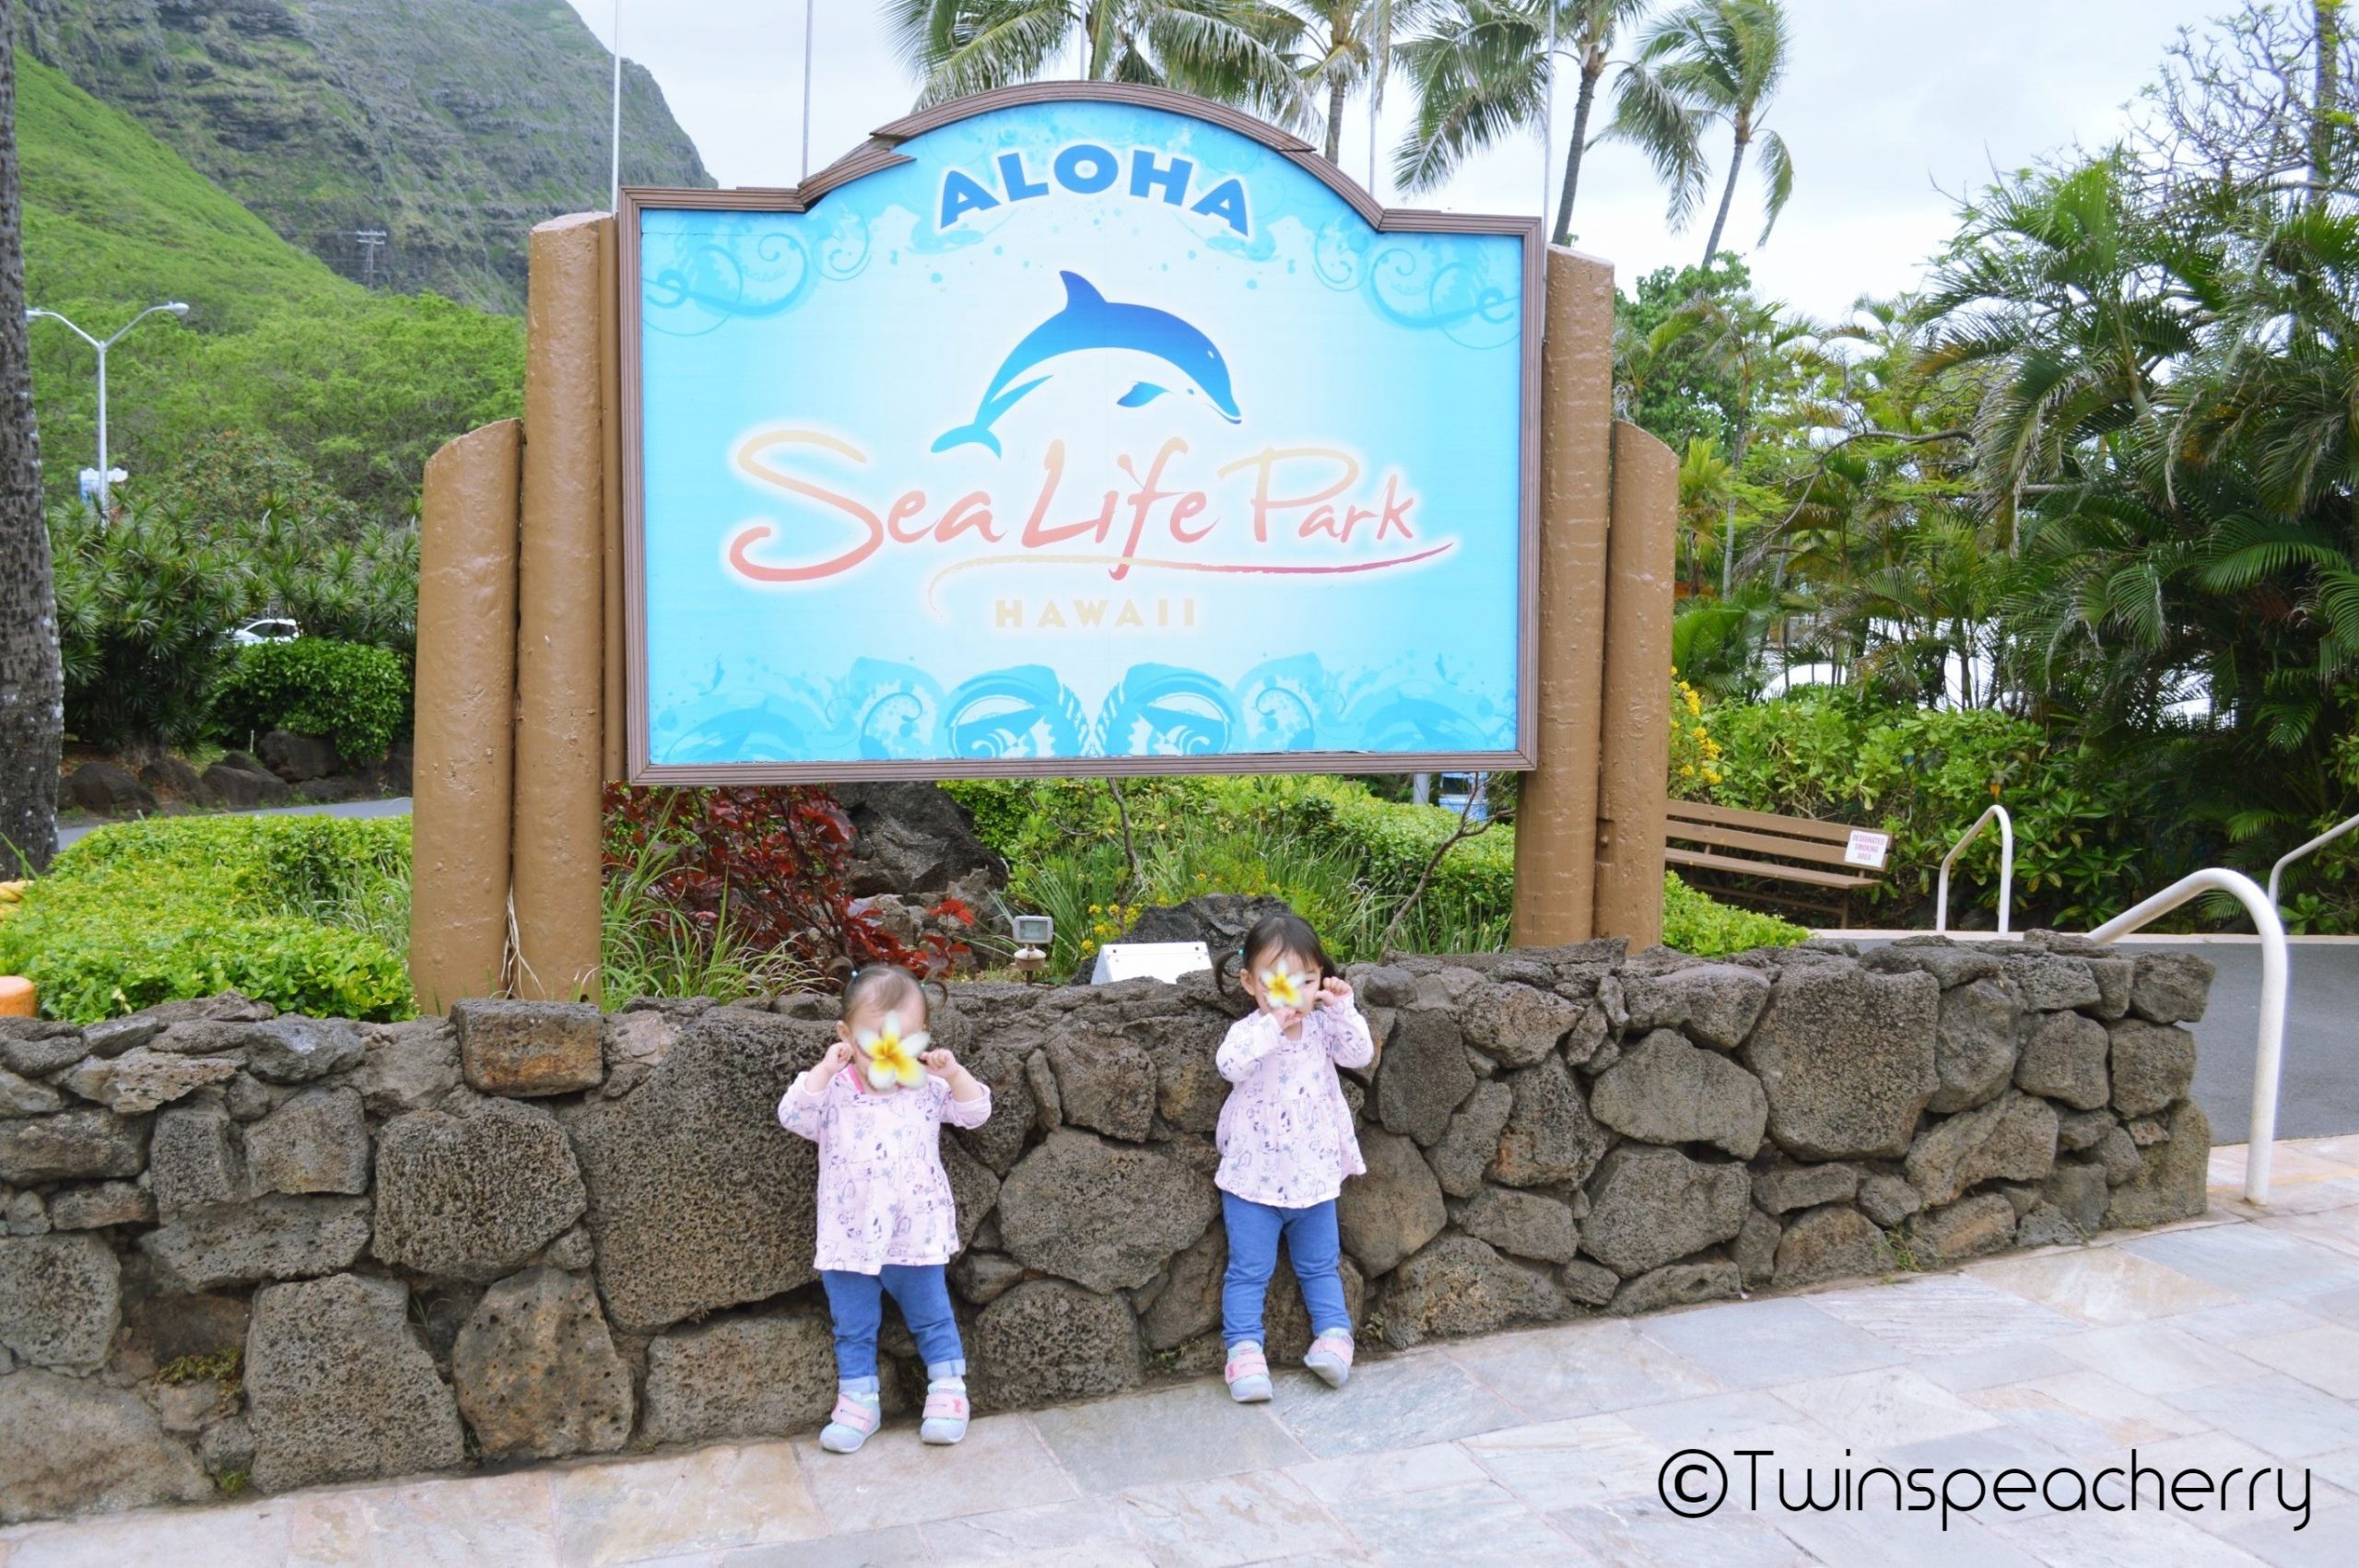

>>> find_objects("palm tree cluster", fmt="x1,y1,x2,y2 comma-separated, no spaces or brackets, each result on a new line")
886,0,1796,263
1632,1,2359,903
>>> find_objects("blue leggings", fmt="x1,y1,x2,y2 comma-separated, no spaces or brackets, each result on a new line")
819,1265,965,1382
1221,1192,1353,1349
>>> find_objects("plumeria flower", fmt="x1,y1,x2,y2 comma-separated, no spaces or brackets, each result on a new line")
854,1010,930,1092
1259,967,1311,1012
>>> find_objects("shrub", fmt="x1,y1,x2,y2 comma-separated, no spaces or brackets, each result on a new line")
604,785,973,989
215,638,411,764
943,775,1800,962
0,814,414,1022
1697,689,2155,930
48,504,250,754
1662,872,1809,955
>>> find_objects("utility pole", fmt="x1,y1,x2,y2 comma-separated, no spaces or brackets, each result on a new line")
609,0,623,210
352,228,387,289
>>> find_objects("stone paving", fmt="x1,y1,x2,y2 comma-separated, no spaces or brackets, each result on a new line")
5,1138,2358,1568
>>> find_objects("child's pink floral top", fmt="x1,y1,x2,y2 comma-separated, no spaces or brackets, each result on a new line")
1214,1004,1375,1208
778,1066,992,1274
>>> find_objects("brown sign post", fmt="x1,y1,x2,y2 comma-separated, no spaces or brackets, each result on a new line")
407,88,1672,1010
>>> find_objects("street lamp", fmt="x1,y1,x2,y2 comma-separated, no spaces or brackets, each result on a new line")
26,300,191,514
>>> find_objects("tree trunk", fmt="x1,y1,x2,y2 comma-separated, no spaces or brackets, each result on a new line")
1554,54,1604,246
1701,126,1750,265
1324,72,1346,163
0,2,57,877
2314,0,2342,209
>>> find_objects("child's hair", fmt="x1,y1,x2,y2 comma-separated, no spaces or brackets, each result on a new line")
839,964,928,1024
1215,912,1339,1000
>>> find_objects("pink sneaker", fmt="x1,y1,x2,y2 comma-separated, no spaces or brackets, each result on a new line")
921,1379,970,1445
1304,1332,1354,1389
819,1389,881,1454
1226,1341,1273,1403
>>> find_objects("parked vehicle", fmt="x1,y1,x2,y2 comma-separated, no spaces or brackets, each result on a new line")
1436,772,1489,823
229,617,300,646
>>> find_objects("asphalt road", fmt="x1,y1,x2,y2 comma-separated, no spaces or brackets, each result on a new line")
1855,935,2359,1143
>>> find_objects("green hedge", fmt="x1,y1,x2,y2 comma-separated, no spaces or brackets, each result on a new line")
942,775,1803,959
0,815,415,1023
215,638,411,765
1696,689,2151,930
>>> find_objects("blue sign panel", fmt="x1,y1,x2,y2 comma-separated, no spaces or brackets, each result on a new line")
625,86,1540,779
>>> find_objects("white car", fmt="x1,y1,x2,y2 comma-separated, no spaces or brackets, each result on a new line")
230,618,300,646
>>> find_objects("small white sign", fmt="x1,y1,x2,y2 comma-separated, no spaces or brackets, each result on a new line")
1844,830,1892,870
1089,942,1213,985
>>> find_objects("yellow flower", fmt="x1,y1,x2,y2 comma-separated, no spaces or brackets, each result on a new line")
1685,691,1703,716
1088,904,1102,915
852,1010,930,1092
1703,769,1722,785
1680,764,1696,778
1259,967,1310,1010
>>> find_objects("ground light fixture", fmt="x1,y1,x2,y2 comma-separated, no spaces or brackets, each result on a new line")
26,300,192,514
1010,914,1054,982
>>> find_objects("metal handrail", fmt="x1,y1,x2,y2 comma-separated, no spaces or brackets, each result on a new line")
2088,868,2289,1206
2268,811,2359,913
1935,803,2014,937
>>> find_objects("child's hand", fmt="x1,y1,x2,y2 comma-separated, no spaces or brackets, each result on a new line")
817,1037,857,1078
1316,976,1355,1012
920,1047,961,1077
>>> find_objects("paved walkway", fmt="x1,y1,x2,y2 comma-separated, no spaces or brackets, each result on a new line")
6,1141,2357,1567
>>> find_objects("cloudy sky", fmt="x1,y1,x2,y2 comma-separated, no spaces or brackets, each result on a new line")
571,0,2221,320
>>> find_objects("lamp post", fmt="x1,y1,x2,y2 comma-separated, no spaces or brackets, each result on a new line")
26,300,191,514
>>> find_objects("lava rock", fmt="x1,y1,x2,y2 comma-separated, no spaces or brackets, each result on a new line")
1904,1090,2060,1207
1580,1145,1751,1278
244,1086,370,1197
2104,1098,2211,1230
2130,953,2214,1024
1046,1029,1156,1141
372,1096,586,1281
0,1233,120,1372
1425,1080,1513,1199
1487,1058,1610,1188
1743,965,1939,1161
0,1106,147,1184
244,1016,367,1085
969,1280,1143,1409
149,1105,245,1216
452,1266,633,1459
358,1019,462,1116
1608,1258,1742,1316
0,1370,210,1524
1459,981,1583,1067
1771,1204,1889,1288
2015,1011,2111,1112
1379,1233,1567,1348
2107,1019,2199,1119
1751,1162,1861,1215
65,760,157,816
997,1129,1216,1293
1929,978,2022,1114
1589,1029,1766,1159
1335,1127,1448,1276
139,1194,372,1293
1617,963,1772,1049
1377,1007,1478,1147
244,1272,464,1492
452,999,604,1097
1911,1193,2018,1262
567,1009,828,1332
1454,1186,1580,1264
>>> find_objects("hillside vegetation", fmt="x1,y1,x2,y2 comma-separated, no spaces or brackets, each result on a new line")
20,0,710,311
21,56,522,512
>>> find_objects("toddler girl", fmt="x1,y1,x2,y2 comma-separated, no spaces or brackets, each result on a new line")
1213,913,1374,1402
778,965,992,1453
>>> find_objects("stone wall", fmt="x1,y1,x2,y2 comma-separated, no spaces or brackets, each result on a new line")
0,933,2216,1524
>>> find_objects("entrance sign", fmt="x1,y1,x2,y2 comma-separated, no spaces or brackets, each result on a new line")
620,84,1542,781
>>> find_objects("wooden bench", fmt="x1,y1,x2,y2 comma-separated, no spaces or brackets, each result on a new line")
1665,801,1892,928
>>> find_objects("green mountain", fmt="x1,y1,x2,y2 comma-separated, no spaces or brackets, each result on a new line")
20,0,712,313
22,53,522,511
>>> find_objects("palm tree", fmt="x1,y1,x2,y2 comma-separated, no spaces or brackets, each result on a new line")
888,0,1309,131
1265,3,1442,166
1394,1,1650,246
0,5,57,876
1608,0,1795,266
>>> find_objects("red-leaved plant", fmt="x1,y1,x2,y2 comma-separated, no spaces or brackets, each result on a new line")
603,783,973,990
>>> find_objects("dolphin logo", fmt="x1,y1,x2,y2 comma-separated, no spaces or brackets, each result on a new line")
933,271,1243,456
